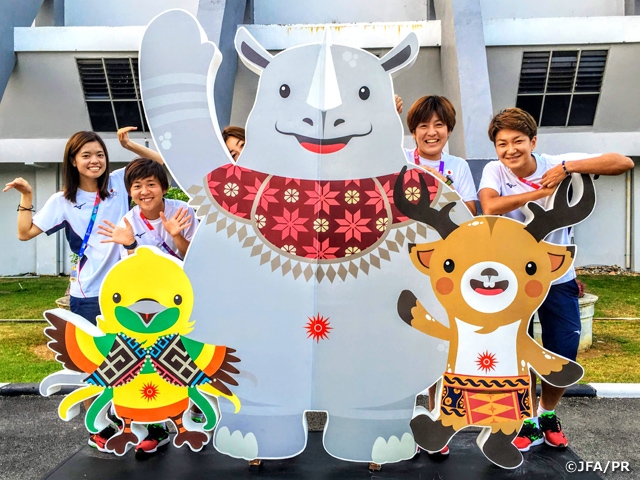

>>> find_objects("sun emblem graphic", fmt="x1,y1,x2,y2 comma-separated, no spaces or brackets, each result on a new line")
140,383,159,402
475,351,498,373
305,314,333,342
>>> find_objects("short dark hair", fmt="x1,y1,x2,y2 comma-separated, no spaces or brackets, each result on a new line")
488,108,537,143
63,131,110,203
124,158,169,193
222,125,246,143
406,96,456,133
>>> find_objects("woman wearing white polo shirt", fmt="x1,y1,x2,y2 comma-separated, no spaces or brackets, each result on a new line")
4,130,163,452
404,95,477,215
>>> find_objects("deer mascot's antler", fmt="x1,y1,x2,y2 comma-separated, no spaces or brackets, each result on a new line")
393,166,458,239
524,173,596,242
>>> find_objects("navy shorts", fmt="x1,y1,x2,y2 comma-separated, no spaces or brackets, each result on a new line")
69,296,101,326
528,279,581,361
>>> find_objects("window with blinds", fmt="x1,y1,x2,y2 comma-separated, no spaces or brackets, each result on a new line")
515,50,608,127
77,58,148,132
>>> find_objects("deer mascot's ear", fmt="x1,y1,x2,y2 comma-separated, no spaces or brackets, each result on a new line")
547,244,576,280
235,27,273,75
379,32,419,76
409,243,440,277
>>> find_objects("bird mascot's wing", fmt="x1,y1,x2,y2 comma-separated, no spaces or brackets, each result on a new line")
43,309,115,373
181,336,241,412
40,309,117,428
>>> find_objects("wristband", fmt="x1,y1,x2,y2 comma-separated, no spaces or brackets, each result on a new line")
561,160,570,176
444,175,454,186
17,204,34,212
124,240,138,251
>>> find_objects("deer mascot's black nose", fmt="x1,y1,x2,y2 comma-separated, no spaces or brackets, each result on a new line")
481,268,499,278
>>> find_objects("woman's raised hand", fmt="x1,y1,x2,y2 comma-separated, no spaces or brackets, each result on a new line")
3,177,33,195
98,218,136,246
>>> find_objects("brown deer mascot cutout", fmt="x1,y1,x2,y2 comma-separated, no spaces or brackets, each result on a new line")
394,167,595,469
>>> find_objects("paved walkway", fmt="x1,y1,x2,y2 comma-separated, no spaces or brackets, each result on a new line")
0,396,638,479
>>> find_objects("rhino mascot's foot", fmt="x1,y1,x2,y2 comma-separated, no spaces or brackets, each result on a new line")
324,415,416,464
214,413,308,460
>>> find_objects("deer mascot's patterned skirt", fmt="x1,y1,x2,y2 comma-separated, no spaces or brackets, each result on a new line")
439,373,532,433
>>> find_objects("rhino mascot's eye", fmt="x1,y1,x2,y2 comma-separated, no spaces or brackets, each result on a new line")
359,86,370,100
526,262,537,275
443,259,455,273
279,84,291,98
113,293,121,304
174,294,183,305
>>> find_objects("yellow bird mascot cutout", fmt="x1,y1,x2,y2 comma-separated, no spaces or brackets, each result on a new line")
39,246,241,455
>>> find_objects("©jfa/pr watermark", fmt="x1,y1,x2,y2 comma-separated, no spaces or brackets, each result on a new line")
566,460,630,473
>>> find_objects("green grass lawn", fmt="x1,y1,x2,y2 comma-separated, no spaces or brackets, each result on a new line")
0,275,639,383
577,275,640,318
0,322,59,383
578,320,640,383
0,276,69,319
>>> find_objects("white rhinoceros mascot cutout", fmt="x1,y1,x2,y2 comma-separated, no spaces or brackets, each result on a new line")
140,9,472,464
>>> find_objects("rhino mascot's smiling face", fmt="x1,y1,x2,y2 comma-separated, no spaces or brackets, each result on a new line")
235,28,418,180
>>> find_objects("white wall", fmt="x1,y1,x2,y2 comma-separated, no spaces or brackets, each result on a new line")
480,0,624,19
593,43,640,132
253,0,429,24
573,175,628,267
633,162,640,271
485,45,520,112
535,132,640,157
34,166,60,275
0,52,94,139
0,164,57,275
64,0,198,26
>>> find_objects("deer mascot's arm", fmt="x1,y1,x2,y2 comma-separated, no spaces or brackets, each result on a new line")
520,335,584,387
397,290,451,340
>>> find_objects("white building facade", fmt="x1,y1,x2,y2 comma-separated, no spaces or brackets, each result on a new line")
0,0,638,275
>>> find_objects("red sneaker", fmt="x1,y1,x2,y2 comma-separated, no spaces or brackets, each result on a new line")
539,412,568,448
426,445,450,456
514,419,544,452
88,425,118,453
135,424,170,454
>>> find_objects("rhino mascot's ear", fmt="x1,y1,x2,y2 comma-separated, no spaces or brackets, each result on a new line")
235,27,274,75
379,32,419,76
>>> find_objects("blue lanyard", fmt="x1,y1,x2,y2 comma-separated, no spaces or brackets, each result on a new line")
78,192,101,261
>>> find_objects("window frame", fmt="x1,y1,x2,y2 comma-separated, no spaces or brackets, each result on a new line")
515,48,609,128
76,56,148,133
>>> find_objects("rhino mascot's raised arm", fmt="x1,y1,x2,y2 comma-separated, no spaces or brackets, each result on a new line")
140,9,472,464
